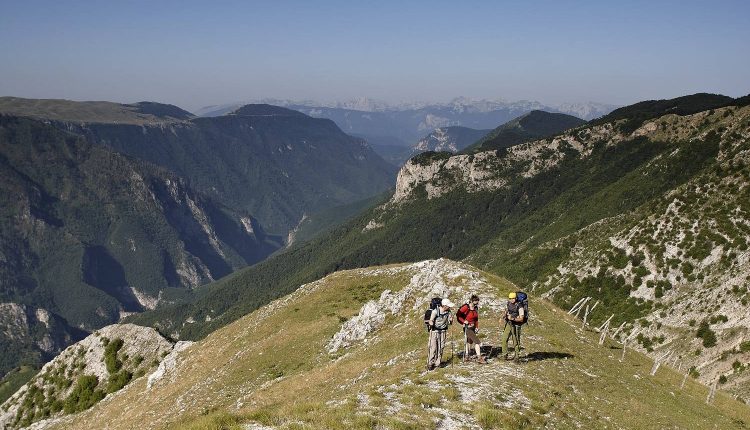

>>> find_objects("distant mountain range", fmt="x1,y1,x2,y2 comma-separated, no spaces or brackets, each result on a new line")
195,97,617,148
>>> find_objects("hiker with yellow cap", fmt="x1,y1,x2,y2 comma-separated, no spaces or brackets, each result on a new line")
500,291,525,360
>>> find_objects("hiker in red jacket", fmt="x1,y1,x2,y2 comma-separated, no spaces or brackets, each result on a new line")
456,294,485,363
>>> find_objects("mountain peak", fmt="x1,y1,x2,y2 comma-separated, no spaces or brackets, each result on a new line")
131,101,194,120
229,104,308,117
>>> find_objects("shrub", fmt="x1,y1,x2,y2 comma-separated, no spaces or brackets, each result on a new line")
696,320,718,348
689,366,700,378
719,375,728,384
63,375,105,414
106,370,132,394
103,338,124,374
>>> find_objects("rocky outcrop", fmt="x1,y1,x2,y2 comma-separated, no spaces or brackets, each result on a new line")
392,151,510,203
0,303,82,367
410,126,490,157
327,259,505,352
0,324,174,429
146,341,193,389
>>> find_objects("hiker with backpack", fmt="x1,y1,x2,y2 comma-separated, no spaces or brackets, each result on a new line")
501,292,528,360
426,298,455,371
456,295,486,364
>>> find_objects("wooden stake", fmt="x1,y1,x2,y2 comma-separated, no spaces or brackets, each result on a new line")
597,314,615,332
568,297,587,314
582,304,590,329
681,372,688,389
589,300,600,314
650,360,661,376
612,321,626,340
620,340,627,362
706,380,718,404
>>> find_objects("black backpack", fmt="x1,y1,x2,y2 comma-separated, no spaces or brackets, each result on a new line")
515,291,529,325
423,297,442,331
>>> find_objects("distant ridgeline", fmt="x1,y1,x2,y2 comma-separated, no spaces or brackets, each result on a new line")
130,93,750,399
0,98,396,398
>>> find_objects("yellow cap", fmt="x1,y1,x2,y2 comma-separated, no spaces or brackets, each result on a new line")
508,292,517,299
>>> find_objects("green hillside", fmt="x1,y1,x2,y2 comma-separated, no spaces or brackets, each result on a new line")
0,97,193,124
464,110,585,153
588,92,742,133
0,98,397,235
40,260,750,429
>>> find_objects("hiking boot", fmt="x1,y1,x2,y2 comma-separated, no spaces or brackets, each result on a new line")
477,356,487,364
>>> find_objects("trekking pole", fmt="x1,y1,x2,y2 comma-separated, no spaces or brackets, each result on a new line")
501,319,508,359
463,323,468,362
426,327,432,370
449,328,454,367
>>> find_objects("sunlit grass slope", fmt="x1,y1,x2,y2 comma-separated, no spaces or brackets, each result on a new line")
52,260,749,429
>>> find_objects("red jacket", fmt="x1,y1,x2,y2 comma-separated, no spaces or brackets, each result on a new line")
456,304,479,329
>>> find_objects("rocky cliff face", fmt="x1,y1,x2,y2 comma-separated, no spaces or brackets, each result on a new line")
0,324,174,429
58,104,396,235
410,126,490,157
0,304,78,356
388,119,610,205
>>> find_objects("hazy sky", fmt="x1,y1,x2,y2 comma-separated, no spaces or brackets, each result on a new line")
1,1,748,111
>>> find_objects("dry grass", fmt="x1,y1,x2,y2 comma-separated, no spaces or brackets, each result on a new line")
46,262,750,430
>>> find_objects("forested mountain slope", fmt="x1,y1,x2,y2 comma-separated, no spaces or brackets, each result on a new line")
0,99,397,235
0,115,281,395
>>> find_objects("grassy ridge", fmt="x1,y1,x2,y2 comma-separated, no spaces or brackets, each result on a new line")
54,262,750,429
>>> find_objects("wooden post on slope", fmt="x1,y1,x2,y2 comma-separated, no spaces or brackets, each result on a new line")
611,321,626,341
681,372,688,389
582,304,590,329
573,297,591,318
597,314,615,345
589,300,600,314
599,326,608,345
620,340,627,362
568,297,587,314
706,379,718,404
650,351,670,376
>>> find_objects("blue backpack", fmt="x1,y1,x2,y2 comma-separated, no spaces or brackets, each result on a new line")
515,291,529,324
